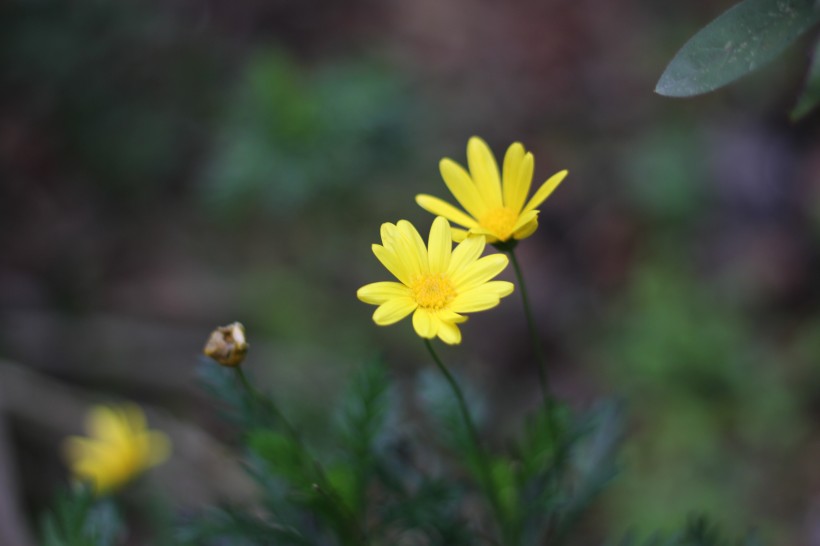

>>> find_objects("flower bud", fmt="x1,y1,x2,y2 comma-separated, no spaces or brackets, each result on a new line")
203,322,248,367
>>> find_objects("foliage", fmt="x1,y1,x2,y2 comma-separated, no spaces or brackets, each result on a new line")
597,261,801,539
40,488,123,546
201,50,420,222
42,355,762,546
612,515,763,546
656,0,820,118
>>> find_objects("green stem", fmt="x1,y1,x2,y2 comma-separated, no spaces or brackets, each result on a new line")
234,367,368,545
235,367,301,441
423,339,511,545
506,248,558,442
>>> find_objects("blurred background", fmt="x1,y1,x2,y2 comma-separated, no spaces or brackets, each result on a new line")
2,0,820,544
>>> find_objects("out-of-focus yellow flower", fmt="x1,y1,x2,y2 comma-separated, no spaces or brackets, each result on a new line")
63,404,170,495
416,136,568,243
203,322,248,367
357,216,514,345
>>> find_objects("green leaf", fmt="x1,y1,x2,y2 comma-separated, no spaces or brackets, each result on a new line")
336,360,393,513
248,429,311,487
656,0,820,97
791,37,820,119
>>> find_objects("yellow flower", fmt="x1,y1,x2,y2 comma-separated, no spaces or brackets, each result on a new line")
63,404,171,495
357,216,514,344
416,136,568,243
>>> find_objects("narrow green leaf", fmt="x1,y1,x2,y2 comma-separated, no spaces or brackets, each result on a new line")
791,37,820,119
656,0,820,97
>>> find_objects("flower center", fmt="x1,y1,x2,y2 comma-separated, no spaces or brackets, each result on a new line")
410,273,457,309
480,207,518,241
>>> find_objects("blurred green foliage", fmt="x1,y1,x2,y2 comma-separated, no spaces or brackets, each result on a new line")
599,260,803,539
201,50,420,222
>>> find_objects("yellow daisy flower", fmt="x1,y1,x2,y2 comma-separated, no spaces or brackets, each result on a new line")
416,136,568,243
357,216,514,345
63,404,171,495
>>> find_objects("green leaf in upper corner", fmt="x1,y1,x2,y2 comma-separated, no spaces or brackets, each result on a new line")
791,37,820,119
655,0,820,97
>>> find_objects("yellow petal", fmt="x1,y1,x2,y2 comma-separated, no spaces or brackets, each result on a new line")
522,170,568,214
373,297,417,326
415,194,478,229
451,253,509,292
477,280,514,298
86,406,128,446
372,244,412,286
383,222,425,279
449,288,504,313
379,221,397,247
357,282,411,305
511,209,539,232
447,235,485,277
509,151,534,214
467,226,498,244
436,309,469,324
467,137,503,209
502,143,525,210
123,404,147,433
440,158,489,218
412,308,437,338
436,320,462,345
513,218,538,240
427,216,452,273
468,225,501,243
63,437,104,464
451,227,470,242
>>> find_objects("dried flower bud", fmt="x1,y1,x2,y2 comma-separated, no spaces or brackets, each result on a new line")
203,322,248,367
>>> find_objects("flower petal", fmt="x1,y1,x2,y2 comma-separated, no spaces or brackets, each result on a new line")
123,404,147,433
378,221,425,280
449,281,513,313
467,227,500,244
86,406,128,446
415,194,479,229
467,137,503,209
513,218,539,240
449,288,504,313
436,320,462,345
502,143,525,209
511,209,539,232
447,235,485,277
476,280,514,298
373,297,417,325
412,307,437,338
357,281,411,305
372,244,412,285
397,220,429,275
427,216,452,273
63,437,105,464
522,170,568,214
440,158,489,218
451,227,470,242
436,308,469,324
451,253,509,292
380,221,397,247
508,151,534,214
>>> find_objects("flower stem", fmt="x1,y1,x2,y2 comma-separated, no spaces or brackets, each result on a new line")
234,367,368,545
235,367,299,441
505,248,558,442
423,339,511,545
